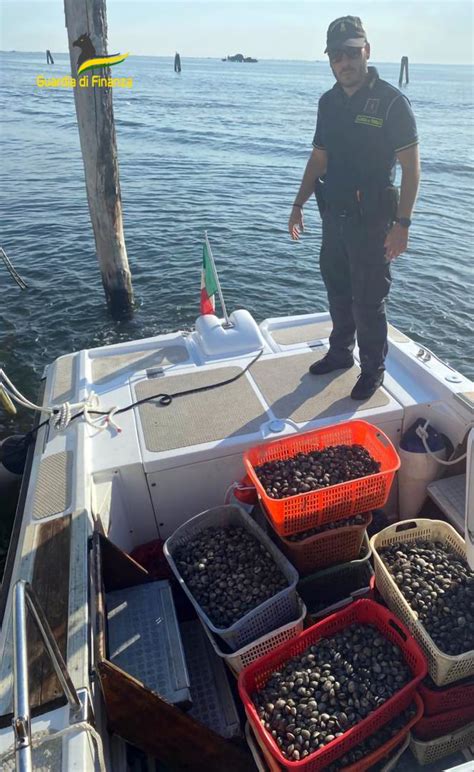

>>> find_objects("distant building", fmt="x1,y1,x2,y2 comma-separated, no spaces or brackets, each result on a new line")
223,53,258,63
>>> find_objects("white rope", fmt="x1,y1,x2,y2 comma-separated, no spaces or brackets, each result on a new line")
0,369,121,434
0,721,106,772
224,480,256,504
224,482,237,504
0,370,46,413
44,721,107,771
416,420,467,466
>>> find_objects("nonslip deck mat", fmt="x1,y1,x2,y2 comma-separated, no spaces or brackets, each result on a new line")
427,474,466,531
135,367,267,452
387,323,411,343
92,344,189,385
454,391,474,412
271,320,333,345
106,581,191,707
32,451,73,519
51,354,77,404
270,321,410,346
250,351,389,422
180,620,241,739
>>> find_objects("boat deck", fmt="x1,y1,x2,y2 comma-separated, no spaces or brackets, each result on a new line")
0,310,473,770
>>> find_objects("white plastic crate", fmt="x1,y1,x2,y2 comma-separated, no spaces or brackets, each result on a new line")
202,597,306,676
106,580,191,707
410,721,474,766
164,504,299,651
371,518,474,686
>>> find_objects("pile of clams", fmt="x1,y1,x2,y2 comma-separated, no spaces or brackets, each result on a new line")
255,445,380,500
253,623,411,761
174,525,288,627
326,701,418,770
380,539,474,655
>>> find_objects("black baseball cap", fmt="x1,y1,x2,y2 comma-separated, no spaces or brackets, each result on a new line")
325,16,367,53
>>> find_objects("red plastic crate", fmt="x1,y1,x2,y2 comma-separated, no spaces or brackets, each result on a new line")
414,704,474,741
251,696,423,772
238,599,427,772
342,694,423,772
418,675,474,716
243,420,400,537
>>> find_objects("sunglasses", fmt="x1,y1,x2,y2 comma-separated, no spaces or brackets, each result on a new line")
328,47,364,64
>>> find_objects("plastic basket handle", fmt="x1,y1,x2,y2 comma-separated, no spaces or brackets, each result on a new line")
395,521,419,533
375,432,391,448
388,617,408,642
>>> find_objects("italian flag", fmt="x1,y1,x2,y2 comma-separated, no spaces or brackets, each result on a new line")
200,240,219,315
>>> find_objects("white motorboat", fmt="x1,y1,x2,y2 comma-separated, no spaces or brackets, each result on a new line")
0,308,473,770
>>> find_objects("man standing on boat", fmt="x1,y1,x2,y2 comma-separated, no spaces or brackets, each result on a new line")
289,16,420,400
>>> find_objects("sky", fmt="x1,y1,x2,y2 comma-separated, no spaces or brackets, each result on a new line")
1,0,473,65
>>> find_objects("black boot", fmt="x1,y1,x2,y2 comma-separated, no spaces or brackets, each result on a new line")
351,372,384,400
309,353,354,375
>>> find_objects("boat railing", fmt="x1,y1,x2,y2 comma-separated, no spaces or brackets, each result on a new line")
11,580,86,772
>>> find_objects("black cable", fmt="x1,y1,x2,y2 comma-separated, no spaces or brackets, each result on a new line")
24,347,264,442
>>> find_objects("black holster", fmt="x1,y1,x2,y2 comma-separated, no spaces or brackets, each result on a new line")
381,185,399,222
358,185,399,222
314,177,326,217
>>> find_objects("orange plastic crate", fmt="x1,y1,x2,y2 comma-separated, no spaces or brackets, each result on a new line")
269,511,372,575
244,420,400,537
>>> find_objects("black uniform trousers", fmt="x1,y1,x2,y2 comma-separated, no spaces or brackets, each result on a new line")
319,211,392,377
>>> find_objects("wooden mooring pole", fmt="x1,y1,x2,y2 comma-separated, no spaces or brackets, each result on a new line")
63,0,134,319
399,56,409,86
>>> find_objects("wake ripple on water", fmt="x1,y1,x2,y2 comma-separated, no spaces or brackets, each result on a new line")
422,159,474,177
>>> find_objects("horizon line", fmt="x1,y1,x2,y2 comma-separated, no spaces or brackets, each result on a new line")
1,49,473,67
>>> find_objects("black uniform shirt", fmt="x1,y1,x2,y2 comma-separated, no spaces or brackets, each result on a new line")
313,66,418,212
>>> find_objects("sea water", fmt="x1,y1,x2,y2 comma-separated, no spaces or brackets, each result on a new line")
0,53,473,437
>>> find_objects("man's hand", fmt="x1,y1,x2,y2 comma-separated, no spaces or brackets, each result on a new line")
289,206,304,240
384,222,409,261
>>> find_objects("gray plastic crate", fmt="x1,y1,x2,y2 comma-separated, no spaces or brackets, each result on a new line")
106,580,191,708
164,504,299,651
180,619,241,739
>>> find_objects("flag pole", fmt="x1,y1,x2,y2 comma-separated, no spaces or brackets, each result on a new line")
204,231,232,327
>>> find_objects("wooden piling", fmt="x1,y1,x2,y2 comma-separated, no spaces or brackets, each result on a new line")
46,49,54,64
399,56,409,86
63,0,134,319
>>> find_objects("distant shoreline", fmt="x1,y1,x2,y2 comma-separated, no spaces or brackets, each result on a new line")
0,50,472,66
